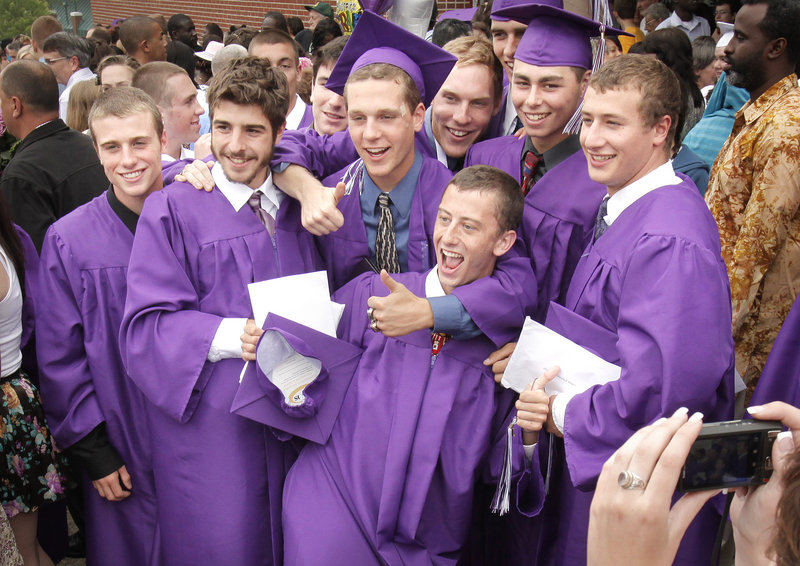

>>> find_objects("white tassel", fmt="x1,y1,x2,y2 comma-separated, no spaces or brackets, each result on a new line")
563,27,606,136
342,159,365,196
491,416,517,516
592,0,614,27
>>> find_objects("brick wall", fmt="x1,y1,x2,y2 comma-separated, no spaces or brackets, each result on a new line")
90,0,473,32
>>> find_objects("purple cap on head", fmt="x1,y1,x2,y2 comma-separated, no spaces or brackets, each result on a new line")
438,7,478,22
491,0,563,22
325,10,457,106
494,2,630,69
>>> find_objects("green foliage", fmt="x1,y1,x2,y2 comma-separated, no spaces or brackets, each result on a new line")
0,0,51,38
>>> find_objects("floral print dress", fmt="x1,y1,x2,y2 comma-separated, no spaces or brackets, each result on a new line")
1,373,65,518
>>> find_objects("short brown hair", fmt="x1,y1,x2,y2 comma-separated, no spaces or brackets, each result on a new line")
311,36,346,82
119,16,161,56
132,61,187,107
344,63,421,114
443,35,504,107
588,55,681,155
448,165,524,233
88,85,163,141
0,60,59,114
97,55,141,84
206,56,289,136
249,29,299,65
30,15,63,48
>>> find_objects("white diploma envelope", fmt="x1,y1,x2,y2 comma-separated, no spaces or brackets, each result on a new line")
502,317,622,396
240,271,342,382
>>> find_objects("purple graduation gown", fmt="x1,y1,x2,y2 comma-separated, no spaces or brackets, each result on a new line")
282,271,517,565
466,136,607,322
750,295,800,408
484,84,511,140
120,183,323,566
518,177,736,566
319,156,538,347
36,193,159,566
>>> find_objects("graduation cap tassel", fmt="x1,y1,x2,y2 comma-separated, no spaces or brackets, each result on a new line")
564,26,607,136
342,159,365,196
490,416,517,516
592,0,614,28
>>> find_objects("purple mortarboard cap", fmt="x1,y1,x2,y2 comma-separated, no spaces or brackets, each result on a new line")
494,2,630,69
325,10,457,106
438,7,478,22
358,0,395,14
230,314,363,444
491,0,563,22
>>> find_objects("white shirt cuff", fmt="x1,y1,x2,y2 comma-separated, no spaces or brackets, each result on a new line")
523,443,537,463
207,318,248,362
551,393,575,435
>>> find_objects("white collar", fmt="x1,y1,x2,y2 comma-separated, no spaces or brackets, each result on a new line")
161,146,195,163
65,67,95,89
425,267,447,299
285,94,306,131
503,93,518,136
211,162,283,213
669,11,701,30
604,160,680,225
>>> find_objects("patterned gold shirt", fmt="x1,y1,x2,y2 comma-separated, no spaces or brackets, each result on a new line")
706,74,800,394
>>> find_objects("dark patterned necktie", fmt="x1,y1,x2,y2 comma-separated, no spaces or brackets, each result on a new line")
248,192,276,237
521,151,542,195
594,196,610,242
375,192,400,273
522,151,542,195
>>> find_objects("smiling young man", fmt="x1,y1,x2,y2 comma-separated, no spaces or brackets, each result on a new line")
466,2,617,322
120,57,322,566
309,36,347,135
132,62,203,162
249,29,314,131
513,54,735,566
36,86,165,566
275,165,523,564
302,12,535,347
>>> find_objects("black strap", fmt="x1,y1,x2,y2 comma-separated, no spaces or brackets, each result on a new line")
711,491,734,566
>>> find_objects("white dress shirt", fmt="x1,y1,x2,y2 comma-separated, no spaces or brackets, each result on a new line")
207,163,284,362
59,67,96,123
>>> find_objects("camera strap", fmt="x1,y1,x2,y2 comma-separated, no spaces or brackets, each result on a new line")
711,492,735,566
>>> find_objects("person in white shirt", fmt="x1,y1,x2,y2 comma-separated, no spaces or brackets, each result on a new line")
41,32,95,123
655,0,711,40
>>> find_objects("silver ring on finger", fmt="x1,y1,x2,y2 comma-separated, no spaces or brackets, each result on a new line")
367,307,375,321
370,318,380,333
617,470,647,490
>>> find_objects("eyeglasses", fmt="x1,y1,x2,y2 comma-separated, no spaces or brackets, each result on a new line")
44,56,69,65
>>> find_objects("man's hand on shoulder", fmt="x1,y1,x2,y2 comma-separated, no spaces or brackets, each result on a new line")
176,159,215,192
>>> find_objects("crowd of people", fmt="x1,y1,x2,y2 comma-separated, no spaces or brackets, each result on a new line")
0,0,799,565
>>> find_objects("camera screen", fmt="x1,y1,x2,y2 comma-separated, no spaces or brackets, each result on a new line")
682,432,761,490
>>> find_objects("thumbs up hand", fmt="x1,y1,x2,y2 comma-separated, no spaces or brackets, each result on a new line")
516,366,560,445
366,270,434,337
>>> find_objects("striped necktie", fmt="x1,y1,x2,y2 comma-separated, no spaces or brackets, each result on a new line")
375,192,400,273
248,191,276,237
